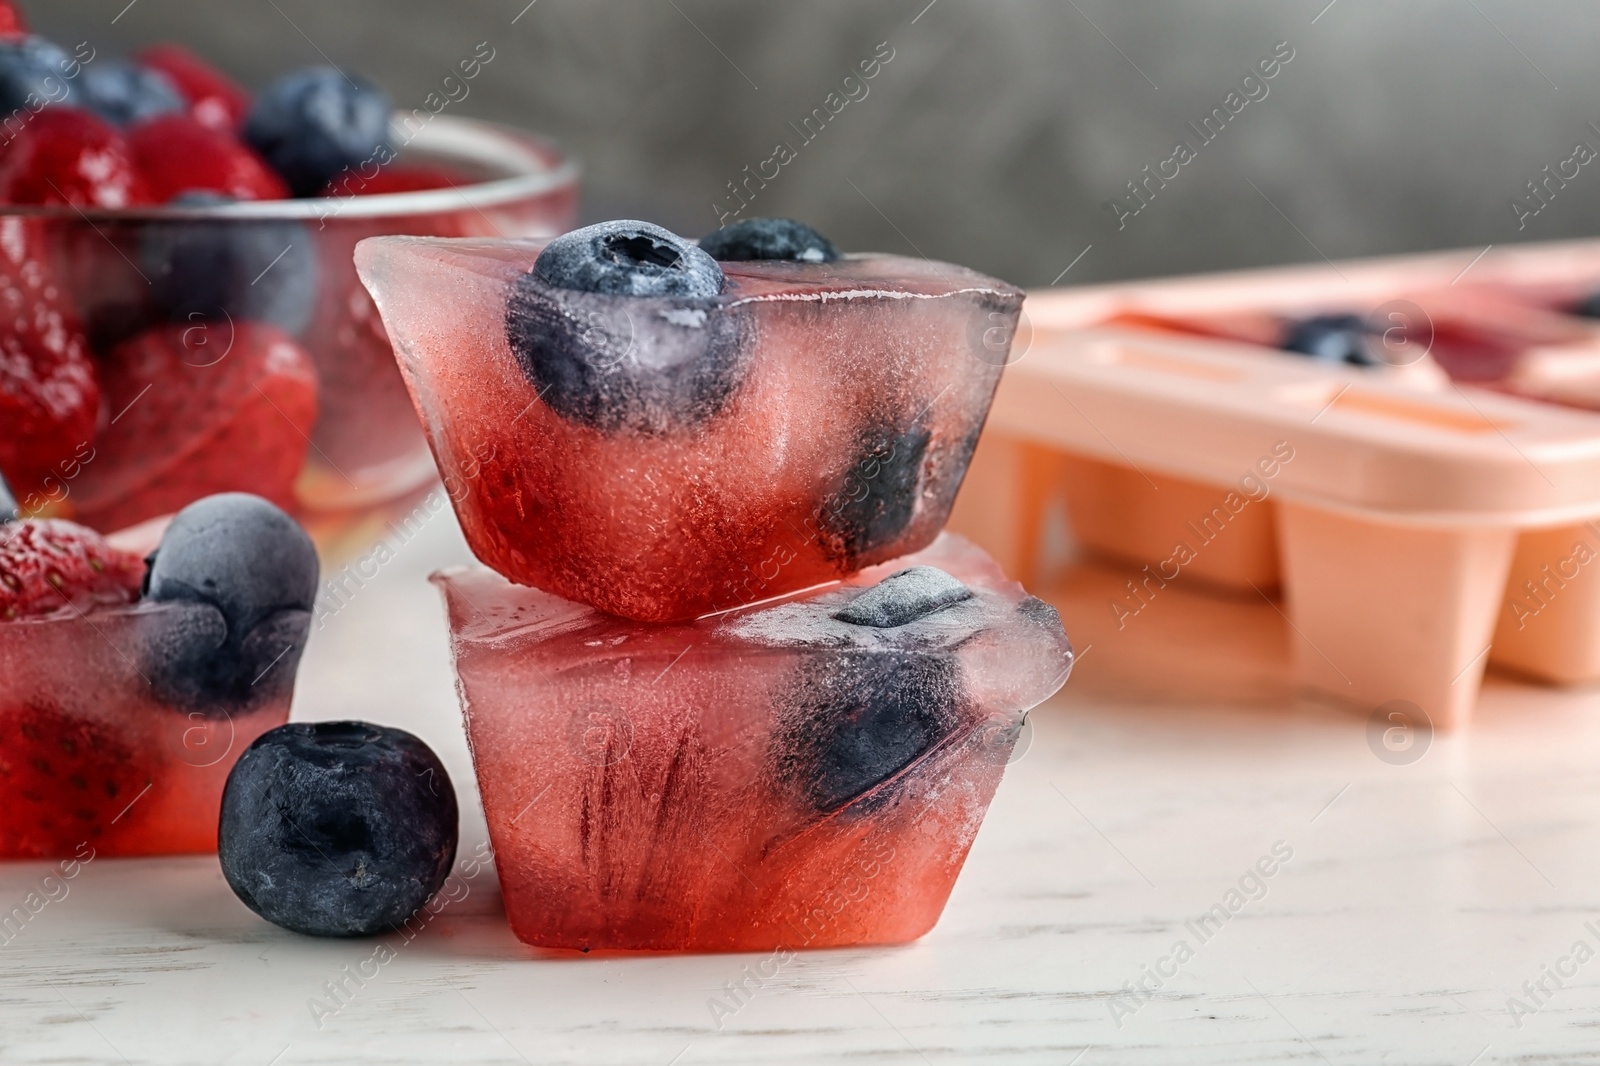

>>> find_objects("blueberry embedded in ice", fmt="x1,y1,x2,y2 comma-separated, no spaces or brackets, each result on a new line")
506,222,747,433
533,221,725,298
243,66,391,198
0,468,15,523
775,652,965,814
1282,313,1377,367
140,192,316,333
834,566,972,629
141,493,319,713
218,721,459,937
819,422,931,566
0,37,78,115
78,59,184,126
698,218,839,264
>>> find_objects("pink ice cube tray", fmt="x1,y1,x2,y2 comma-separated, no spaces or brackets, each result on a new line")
949,238,1600,728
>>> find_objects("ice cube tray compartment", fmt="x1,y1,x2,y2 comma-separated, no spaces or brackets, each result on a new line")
952,244,1600,729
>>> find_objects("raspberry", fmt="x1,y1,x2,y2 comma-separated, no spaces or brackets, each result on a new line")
0,518,144,620
136,44,249,133
0,106,151,208
0,215,100,496
130,114,287,202
0,2,26,39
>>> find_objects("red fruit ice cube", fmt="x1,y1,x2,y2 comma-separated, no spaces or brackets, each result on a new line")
136,44,250,133
69,322,318,531
129,114,287,202
358,233,1023,621
433,533,1072,952
0,106,151,208
0,588,302,857
0,517,143,619
0,216,100,497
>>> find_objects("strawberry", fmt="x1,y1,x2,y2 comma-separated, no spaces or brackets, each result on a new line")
136,44,249,134
0,518,143,619
0,702,147,857
129,114,287,202
0,106,151,208
0,215,101,495
69,321,318,531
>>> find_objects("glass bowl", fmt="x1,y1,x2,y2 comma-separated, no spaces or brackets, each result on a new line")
3,114,579,558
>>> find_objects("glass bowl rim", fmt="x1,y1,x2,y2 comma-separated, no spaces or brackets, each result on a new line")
0,113,580,223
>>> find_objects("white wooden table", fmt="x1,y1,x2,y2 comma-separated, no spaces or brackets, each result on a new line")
3,511,1598,1065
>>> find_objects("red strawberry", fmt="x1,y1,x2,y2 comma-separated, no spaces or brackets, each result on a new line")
0,1,25,38
322,163,463,198
136,44,250,134
69,321,318,531
0,702,147,857
0,216,101,495
0,107,151,208
129,114,287,202
0,518,143,619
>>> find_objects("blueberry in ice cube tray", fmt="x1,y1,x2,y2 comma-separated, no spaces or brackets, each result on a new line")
0,36,78,114
505,220,748,434
698,217,840,263
141,493,318,713
1282,313,1382,366
243,66,392,198
218,721,459,937
78,59,185,127
821,422,932,566
140,191,317,333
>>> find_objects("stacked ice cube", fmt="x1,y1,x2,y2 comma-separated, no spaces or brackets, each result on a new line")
357,218,1073,951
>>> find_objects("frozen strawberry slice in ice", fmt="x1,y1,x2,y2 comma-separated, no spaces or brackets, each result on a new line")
0,216,101,497
359,219,1023,621
136,44,251,133
0,493,318,857
69,322,317,532
0,517,143,619
433,533,1072,952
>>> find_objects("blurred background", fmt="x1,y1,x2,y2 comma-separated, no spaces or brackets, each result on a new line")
34,0,1600,288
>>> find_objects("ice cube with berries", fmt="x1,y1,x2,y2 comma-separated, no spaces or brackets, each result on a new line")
359,218,1024,621
432,533,1071,952
0,488,318,858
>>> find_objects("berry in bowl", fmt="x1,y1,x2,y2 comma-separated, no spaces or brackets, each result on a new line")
0,10,578,555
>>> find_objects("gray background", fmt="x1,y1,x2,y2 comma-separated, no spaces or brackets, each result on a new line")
33,0,1600,288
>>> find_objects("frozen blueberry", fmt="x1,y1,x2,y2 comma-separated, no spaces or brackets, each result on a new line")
835,567,973,629
140,192,316,334
218,721,459,937
141,493,318,714
1282,313,1378,366
507,223,746,434
698,218,839,264
534,221,725,297
1573,292,1600,319
0,469,14,523
0,36,78,115
775,653,965,814
243,67,391,198
78,59,184,127
819,422,930,566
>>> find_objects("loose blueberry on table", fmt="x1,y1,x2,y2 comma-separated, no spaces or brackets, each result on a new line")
218,721,459,937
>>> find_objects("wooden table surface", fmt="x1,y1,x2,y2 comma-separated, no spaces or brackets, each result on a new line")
4,511,1599,1065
